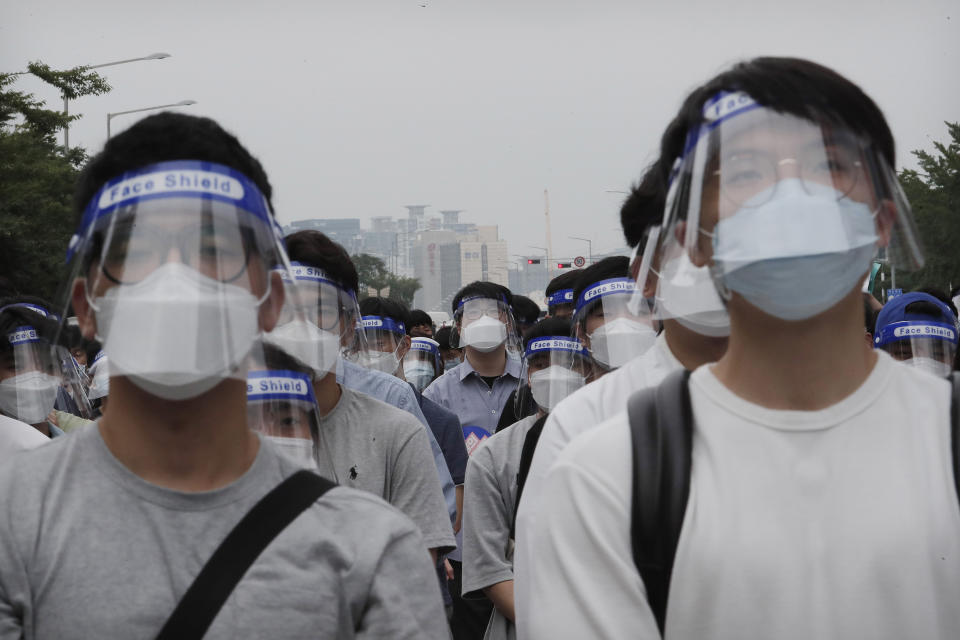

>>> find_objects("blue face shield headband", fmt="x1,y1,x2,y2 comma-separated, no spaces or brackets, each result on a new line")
874,321,958,349
524,336,584,358
361,315,406,336
547,289,574,308
573,278,636,316
246,369,317,405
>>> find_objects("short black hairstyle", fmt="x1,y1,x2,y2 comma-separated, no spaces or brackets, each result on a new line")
620,159,667,249
914,286,958,321
545,269,581,299
659,57,895,191
406,309,434,334
452,281,511,315
358,297,410,328
511,295,541,326
285,230,360,294
571,256,630,313
435,326,456,351
522,317,573,350
74,112,274,222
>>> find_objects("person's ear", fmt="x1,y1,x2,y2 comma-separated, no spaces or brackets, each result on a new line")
576,324,590,350
398,335,411,360
258,271,285,333
72,279,98,340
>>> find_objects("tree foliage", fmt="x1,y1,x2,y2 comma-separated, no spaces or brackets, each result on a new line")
0,63,110,302
353,253,421,307
891,122,960,295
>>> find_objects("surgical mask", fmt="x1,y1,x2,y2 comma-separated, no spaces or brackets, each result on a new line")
266,319,341,375
444,358,461,371
93,263,260,401
906,356,952,378
265,435,316,466
0,371,61,424
358,348,401,375
404,362,435,391
529,366,585,412
656,254,730,337
461,316,507,352
588,317,657,369
712,179,878,322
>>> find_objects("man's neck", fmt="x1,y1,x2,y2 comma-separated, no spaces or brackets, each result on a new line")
313,372,343,417
711,289,876,411
662,319,729,371
98,377,259,492
465,346,507,377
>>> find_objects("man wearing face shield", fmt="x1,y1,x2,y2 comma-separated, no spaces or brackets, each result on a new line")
543,269,581,319
0,302,66,438
264,242,456,569
873,292,958,378
519,59,960,640
461,318,586,640
0,113,448,638
423,281,522,640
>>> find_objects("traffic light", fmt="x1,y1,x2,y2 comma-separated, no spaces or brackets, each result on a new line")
527,258,541,265
557,262,572,269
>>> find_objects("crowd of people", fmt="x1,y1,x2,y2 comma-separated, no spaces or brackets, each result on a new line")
1,55,958,639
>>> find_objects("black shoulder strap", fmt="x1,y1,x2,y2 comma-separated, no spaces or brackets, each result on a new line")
951,373,960,505
155,469,336,640
510,414,549,539
627,369,693,635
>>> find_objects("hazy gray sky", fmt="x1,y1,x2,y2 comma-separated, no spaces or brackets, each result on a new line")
3,0,958,263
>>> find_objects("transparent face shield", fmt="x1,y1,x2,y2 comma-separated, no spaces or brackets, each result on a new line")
356,315,407,375
674,93,923,321
404,337,440,392
546,289,576,319
55,344,94,419
246,367,321,468
0,309,62,425
263,262,366,377
516,336,589,415
875,321,957,378
454,295,522,357
572,277,657,371
57,160,289,402
87,350,110,403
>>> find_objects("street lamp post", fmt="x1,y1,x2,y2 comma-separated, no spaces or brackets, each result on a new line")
107,100,197,138
62,53,171,150
569,236,592,265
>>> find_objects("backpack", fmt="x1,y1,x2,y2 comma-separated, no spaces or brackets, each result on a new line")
627,369,960,635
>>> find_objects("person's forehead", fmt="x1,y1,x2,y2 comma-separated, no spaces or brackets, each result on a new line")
720,122,829,157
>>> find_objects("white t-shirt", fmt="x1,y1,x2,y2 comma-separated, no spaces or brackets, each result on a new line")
513,332,682,623
518,351,960,639
0,415,48,462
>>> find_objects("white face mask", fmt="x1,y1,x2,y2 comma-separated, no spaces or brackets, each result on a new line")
265,319,341,376
656,254,731,337
265,435,317,467
529,366,585,412
0,371,61,424
906,356,952,378
358,348,401,376
461,316,507,352
587,317,657,369
93,263,260,401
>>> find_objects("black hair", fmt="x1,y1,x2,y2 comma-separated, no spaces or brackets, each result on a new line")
435,326,456,350
0,298,61,354
74,113,274,222
452,281,511,314
545,269,582,298
406,309,434,334
522,317,573,350
511,295,541,326
620,160,667,249
358,297,410,328
863,296,876,335
659,57,895,191
285,230,360,294
571,256,630,312
913,286,958,321
85,339,102,365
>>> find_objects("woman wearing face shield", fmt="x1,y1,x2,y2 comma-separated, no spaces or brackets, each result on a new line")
461,317,587,640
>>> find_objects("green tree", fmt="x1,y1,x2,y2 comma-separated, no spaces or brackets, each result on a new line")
352,253,421,307
0,62,110,302
891,122,960,295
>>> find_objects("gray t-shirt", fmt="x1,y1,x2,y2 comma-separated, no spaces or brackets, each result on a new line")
461,414,540,640
0,424,449,639
315,386,456,552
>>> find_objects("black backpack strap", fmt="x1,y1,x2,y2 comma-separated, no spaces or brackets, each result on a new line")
951,373,960,505
628,369,693,635
155,469,336,640
510,414,549,539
